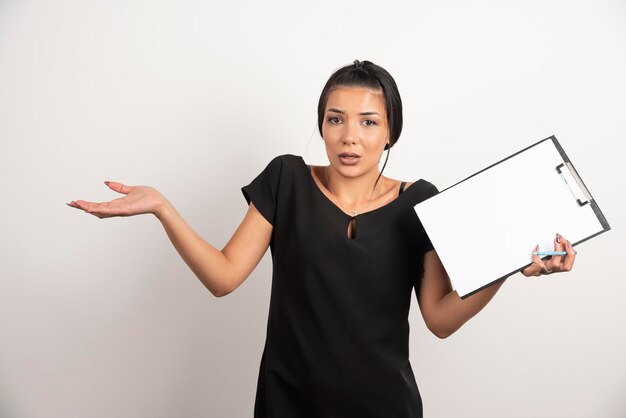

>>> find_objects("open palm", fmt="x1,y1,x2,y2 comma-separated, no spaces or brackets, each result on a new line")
67,181,164,219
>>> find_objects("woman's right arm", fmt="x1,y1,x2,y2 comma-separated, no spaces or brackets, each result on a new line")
156,198,272,297
68,181,273,298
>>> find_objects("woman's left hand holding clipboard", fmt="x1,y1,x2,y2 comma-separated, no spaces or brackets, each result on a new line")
521,233,576,277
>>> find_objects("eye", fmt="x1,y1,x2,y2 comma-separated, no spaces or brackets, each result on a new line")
362,119,377,126
327,116,342,124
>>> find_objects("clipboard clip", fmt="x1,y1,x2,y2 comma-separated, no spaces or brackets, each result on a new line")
556,162,592,206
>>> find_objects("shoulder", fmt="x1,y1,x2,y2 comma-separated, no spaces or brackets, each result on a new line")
270,154,302,163
254,154,303,175
263,154,303,170
411,179,438,195
402,179,439,203
387,177,438,195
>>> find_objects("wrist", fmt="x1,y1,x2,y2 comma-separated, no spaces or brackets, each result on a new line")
154,196,174,221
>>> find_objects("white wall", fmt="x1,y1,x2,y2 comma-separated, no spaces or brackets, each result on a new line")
1,1,624,417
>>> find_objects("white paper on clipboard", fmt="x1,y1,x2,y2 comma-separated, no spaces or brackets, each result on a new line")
413,136,610,298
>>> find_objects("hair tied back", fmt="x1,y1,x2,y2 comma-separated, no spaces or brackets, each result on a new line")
353,59,364,70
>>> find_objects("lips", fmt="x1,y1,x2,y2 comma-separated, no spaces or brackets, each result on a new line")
338,152,361,165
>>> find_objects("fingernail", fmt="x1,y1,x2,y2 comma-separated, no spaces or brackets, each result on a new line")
556,233,561,243
104,181,110,185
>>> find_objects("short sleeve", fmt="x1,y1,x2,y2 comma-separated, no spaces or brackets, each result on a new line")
418,181,439,254
241,156,284,226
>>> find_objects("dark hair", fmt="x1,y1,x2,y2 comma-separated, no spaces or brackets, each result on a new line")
317,60,403,151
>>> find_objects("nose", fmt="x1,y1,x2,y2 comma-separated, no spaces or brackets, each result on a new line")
342,122,358,145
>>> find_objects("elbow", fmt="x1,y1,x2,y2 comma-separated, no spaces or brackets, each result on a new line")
431,327,453,339
212,288,230,298
428,326,451,339
426,320,458,339
208,278,235,298
211,283,235,298
210,255,243,298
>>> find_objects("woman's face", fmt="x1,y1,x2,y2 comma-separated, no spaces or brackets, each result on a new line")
322,86,389,178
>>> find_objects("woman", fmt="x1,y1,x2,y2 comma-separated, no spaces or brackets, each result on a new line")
68,60,576,417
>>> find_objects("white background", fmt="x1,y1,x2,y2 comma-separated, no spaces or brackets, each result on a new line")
1,1,624,417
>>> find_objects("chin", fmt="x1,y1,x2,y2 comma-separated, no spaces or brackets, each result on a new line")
332,160,374,177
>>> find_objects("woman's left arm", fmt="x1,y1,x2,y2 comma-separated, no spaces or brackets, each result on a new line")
418,234,576,339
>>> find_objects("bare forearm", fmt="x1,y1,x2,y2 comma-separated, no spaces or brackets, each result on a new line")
432,279,506,338
155,199,231,297
69,182,264,297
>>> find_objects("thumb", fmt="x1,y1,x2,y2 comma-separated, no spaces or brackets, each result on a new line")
104,181,133,195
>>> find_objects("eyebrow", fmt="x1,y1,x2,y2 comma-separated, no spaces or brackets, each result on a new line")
327,108,381,116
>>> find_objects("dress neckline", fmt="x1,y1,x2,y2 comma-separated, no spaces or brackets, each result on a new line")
297,156,420,219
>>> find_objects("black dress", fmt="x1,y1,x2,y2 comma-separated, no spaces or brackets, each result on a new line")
241,154,438,418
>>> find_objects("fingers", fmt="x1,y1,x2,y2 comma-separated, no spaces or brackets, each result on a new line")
544,233,577,274
67,181,133,218
522,244,546,277
67,198,127,218
521,233,577,278
105,181,133,195
561,238,576,272
67,199,106,218
546,233,564,270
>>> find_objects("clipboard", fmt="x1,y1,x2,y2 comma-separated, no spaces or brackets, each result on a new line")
413,135,610,298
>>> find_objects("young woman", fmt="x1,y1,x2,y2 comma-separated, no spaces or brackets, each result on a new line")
68,60,576,417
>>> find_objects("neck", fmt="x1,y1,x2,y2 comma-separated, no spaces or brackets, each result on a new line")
326,166,383,209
